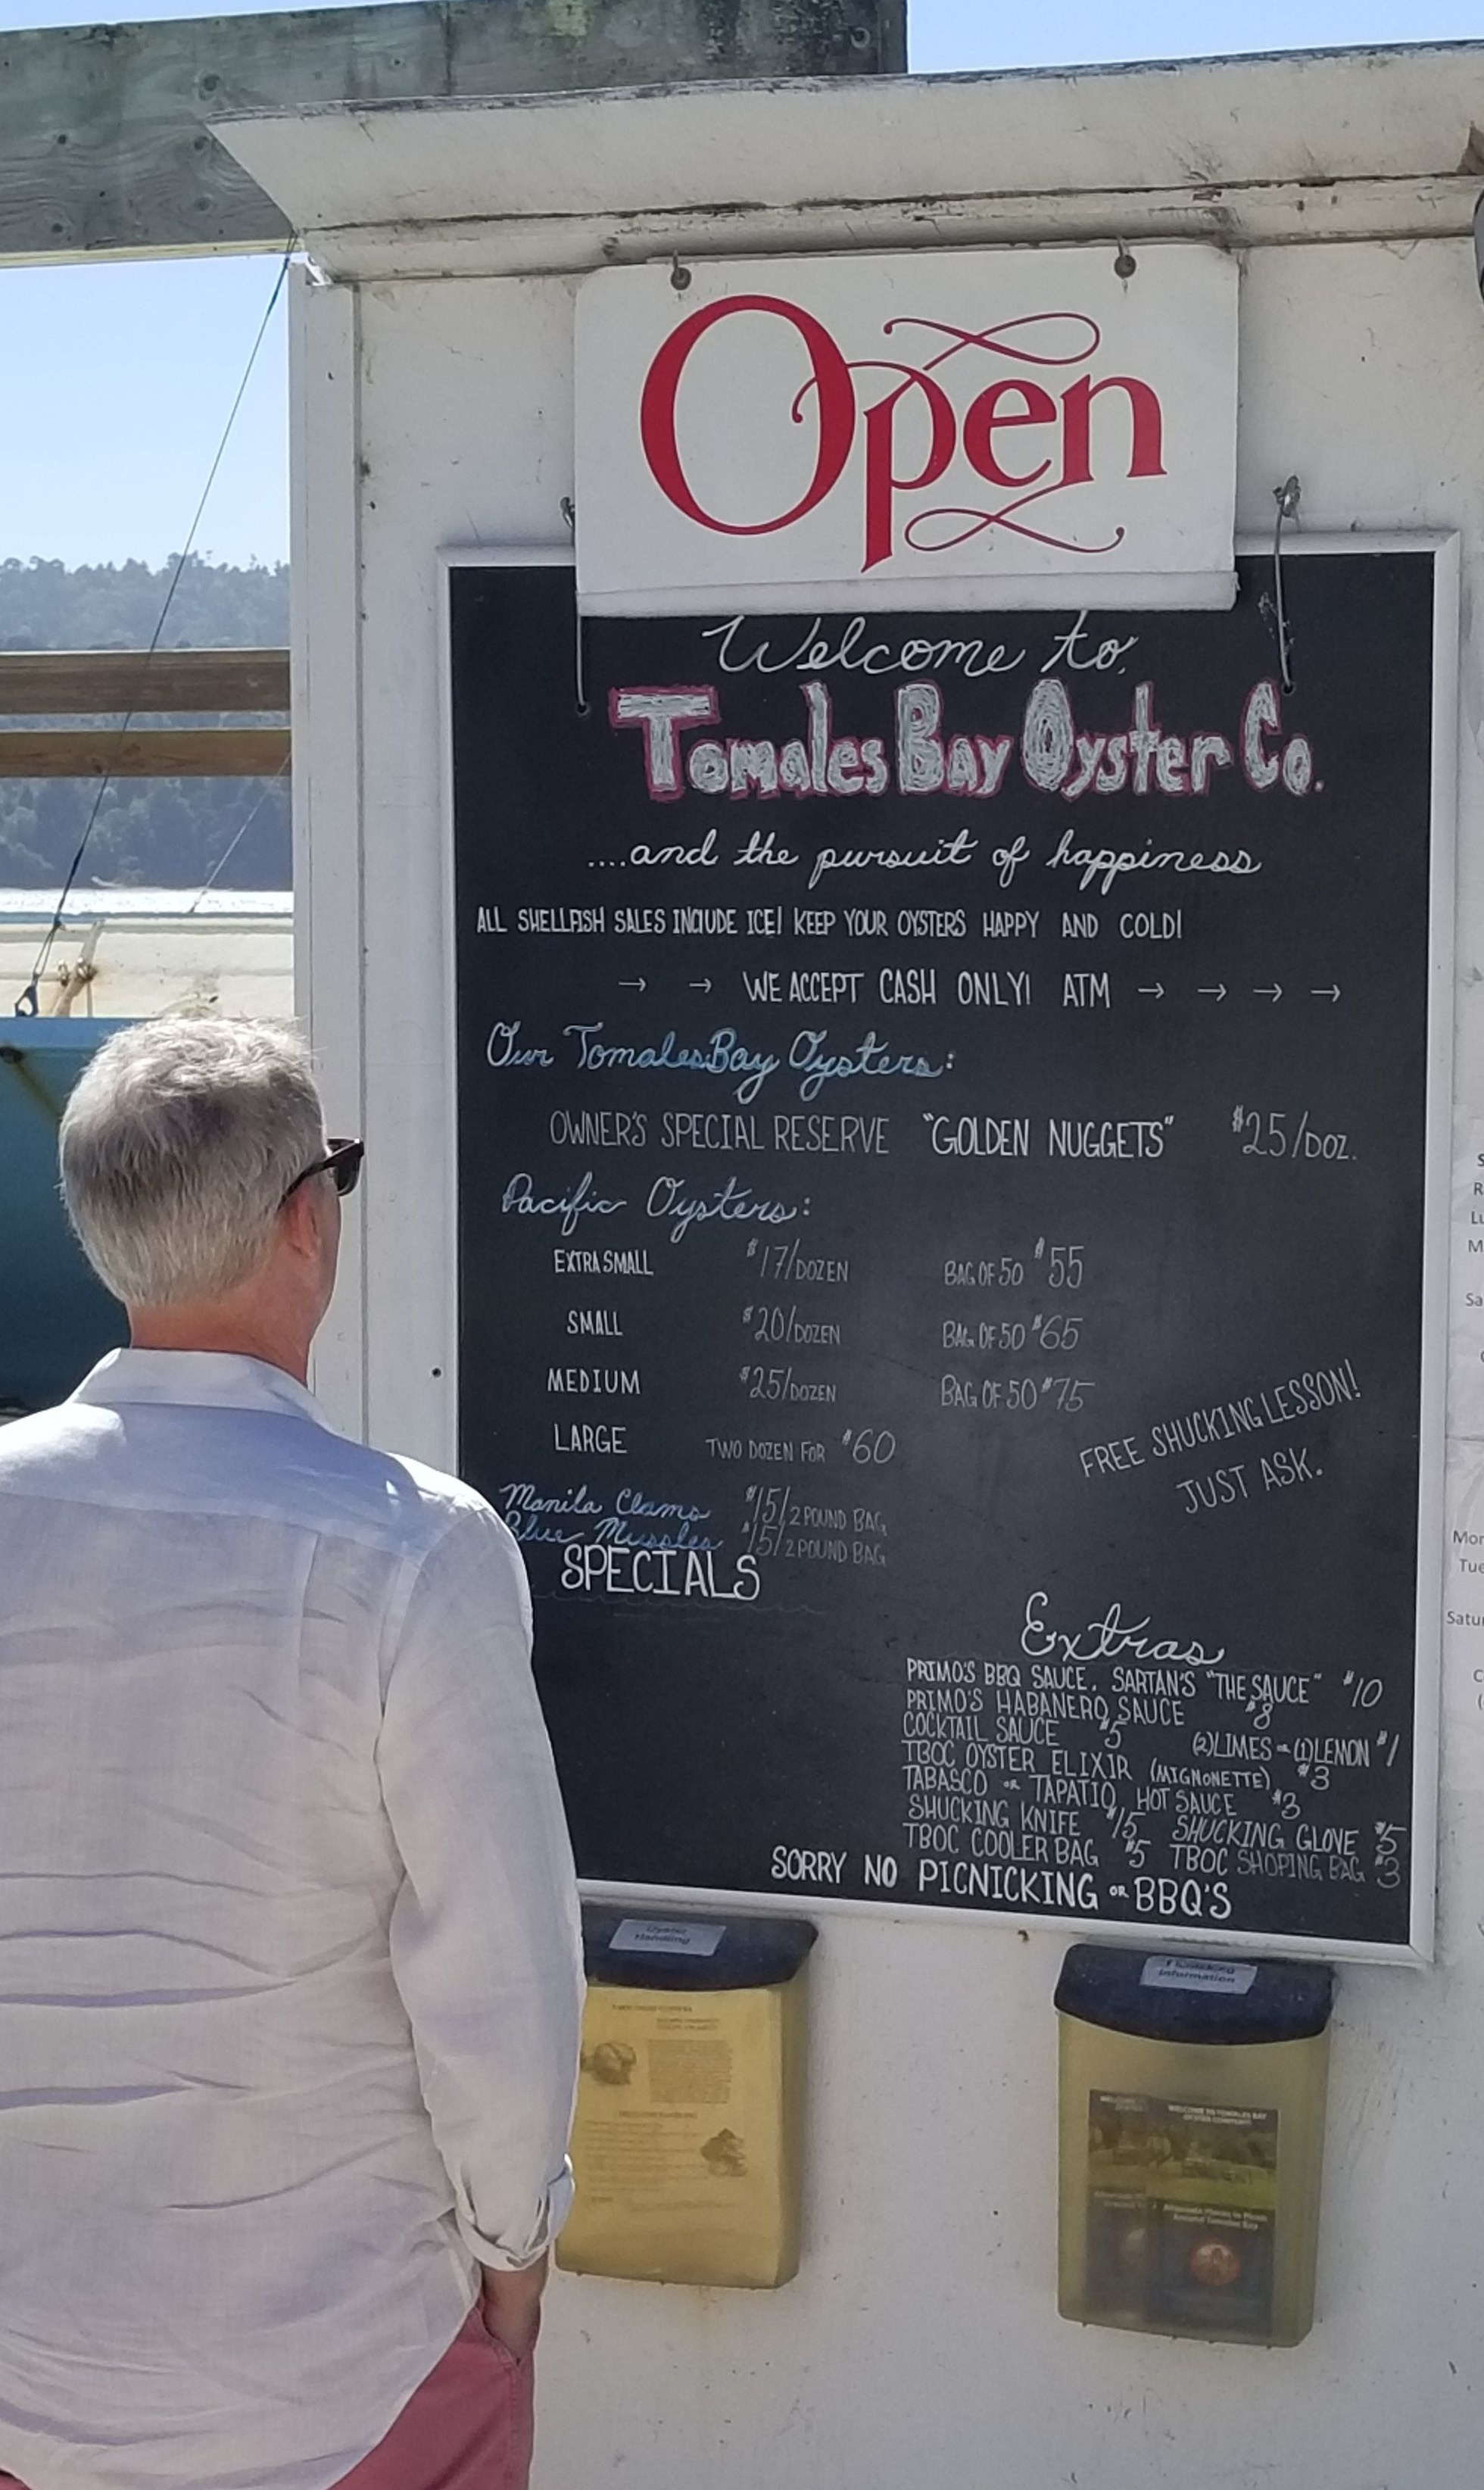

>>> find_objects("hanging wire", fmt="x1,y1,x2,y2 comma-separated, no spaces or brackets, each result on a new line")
1268,475,1302,695
14,236,298,1016
183,750,292,915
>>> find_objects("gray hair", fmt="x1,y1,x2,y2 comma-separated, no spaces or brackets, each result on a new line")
60,1016,326,1308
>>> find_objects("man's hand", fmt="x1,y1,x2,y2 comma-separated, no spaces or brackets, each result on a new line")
479,2254,547,2364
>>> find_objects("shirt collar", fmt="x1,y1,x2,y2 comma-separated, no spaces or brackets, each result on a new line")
71,1348,330,1428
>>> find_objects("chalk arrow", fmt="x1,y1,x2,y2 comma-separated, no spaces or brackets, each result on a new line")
619,978,647,991
690,978,712,994
1136,984,1164,999
1197,984,1227,1000
1311,984,1341,1002
1253,984,1283,1001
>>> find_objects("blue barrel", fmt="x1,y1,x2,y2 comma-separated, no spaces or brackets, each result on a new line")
0,1022,126,1418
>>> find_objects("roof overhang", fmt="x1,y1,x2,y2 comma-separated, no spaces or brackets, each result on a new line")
213,43,1484,280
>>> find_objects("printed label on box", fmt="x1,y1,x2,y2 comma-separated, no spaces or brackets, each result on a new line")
610,1917,726,1958
1140,1957,1258,1995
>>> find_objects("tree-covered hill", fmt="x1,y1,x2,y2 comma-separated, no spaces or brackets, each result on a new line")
0,557,291,891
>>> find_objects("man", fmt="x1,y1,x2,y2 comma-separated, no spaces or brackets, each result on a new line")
0,1014,583,2490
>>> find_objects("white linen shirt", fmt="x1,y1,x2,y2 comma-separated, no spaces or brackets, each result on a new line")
0,1350,583,2490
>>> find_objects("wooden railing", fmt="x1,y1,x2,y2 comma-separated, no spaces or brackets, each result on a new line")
0,648,290,779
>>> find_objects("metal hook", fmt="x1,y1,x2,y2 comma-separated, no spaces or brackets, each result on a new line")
1268,475,1301,694
574,613,590,719
559,498,590,716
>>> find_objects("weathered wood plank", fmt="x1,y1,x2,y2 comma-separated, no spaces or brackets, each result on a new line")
0,0,904,264
0,729,292,777
0,649,290,714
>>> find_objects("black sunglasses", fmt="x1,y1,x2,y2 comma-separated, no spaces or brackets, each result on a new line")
282,1136,364,1206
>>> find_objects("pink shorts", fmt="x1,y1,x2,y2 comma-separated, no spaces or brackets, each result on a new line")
0,2304,535,2490
336,2305,537,2490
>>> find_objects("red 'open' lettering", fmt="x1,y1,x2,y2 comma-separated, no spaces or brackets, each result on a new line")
1059,373,1166,488
861,373,957,572
633,295,1172,573
639,295,856,536
962,379,1059,489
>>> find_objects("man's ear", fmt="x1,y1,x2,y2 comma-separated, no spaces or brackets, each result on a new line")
280,1178,328,1262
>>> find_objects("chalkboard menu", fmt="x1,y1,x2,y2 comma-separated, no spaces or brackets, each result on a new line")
450,548,1450,1958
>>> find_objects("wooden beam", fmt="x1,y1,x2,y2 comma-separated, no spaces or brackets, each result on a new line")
0,0,905,264
0,729,291,778
0,648,290,715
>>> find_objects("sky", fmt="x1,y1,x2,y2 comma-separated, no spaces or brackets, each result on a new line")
0,0,1477,571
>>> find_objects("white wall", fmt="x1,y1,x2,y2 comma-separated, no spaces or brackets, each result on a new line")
293,232,1484,2489
0,896,292,1022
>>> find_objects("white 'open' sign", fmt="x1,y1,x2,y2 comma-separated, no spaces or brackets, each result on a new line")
575,245,1237,615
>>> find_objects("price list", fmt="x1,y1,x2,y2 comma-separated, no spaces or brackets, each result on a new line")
451,549,1448,1954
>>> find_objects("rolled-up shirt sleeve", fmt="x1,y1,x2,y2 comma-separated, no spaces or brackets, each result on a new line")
376,1501,583,2271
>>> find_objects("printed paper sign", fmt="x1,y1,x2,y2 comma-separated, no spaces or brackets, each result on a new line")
575,245,1238,615
1448,1112,1484,1439
1085,2092,1277,2339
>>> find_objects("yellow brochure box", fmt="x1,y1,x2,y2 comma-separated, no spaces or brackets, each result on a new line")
1055,1945,1335,2348
557,1908,815,2289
